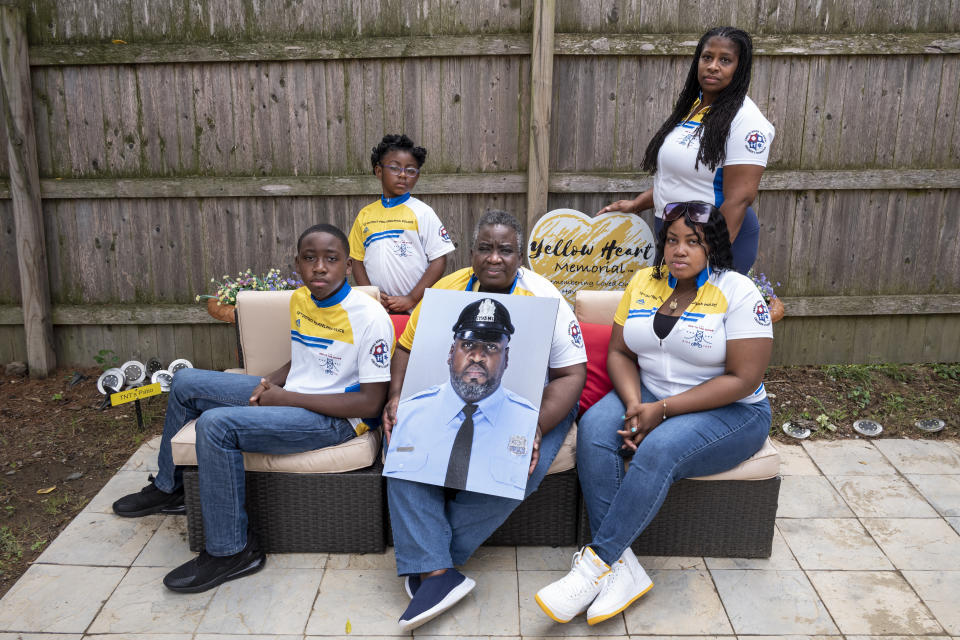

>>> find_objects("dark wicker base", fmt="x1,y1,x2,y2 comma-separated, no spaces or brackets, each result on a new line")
184,462,386,554
486,468,579,546
578,477,781,558
385,469,580,548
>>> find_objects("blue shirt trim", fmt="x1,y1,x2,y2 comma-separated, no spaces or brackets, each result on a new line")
311,280,351,308
667,265,710,290
381,192,411,208
713,168,725,207
466,271,519,294
363,229,404,247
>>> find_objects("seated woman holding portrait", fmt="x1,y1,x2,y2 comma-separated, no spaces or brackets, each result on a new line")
535,201,774,625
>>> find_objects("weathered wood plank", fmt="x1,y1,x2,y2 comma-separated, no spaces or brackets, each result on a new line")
28,35,533,66
0,6,56,375
3,294,957,326
0,169,954,200
527,0,555,228
24,33,960,68
553,33,960,56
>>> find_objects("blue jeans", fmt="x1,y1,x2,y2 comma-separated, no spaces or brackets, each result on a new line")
579,386,770,565
656,205,759,274
388,404,577,576
153,368,356,555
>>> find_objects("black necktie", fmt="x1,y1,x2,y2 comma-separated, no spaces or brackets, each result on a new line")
445,403,479,490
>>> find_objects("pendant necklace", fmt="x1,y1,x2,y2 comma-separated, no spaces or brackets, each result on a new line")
669,289,696,311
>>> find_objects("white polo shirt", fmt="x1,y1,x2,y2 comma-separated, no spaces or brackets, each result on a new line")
615,266,773,404
653,96,775,217
348,193,455,297
284,283,394,433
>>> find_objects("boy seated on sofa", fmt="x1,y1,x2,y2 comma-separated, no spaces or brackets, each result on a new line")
112,223,394,593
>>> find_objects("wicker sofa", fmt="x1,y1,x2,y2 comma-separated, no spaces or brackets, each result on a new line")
174,288,780,558
172,288,580,553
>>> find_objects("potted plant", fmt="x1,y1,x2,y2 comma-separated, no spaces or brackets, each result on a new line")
748,269,784,323
197,268,303,323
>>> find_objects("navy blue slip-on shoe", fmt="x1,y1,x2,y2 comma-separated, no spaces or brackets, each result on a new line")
403,574,422,598
398,569,476,631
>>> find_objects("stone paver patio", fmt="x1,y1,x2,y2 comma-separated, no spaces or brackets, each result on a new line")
2,437,959,639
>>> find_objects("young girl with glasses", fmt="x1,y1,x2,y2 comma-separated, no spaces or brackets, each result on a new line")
349,133,455,313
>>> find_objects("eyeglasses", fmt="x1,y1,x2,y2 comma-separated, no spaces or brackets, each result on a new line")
379,163,420,178
663,201,715,224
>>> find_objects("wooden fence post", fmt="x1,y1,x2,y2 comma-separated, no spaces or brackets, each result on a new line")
526,0,555,235
0,5,56,377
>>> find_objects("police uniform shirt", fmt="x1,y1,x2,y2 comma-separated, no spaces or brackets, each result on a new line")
348,193,455,297
615,266,773,404
283,283,394,433
398,267,588,370
383,381,539,495
653,96,775,218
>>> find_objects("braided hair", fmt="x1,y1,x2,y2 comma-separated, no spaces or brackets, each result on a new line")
641,27,754,174
651,202,735,280
370,133,427,173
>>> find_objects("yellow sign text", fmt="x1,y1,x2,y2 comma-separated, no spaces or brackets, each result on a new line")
111,383,162,406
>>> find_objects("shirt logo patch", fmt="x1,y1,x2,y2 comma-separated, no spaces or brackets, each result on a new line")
568,320,583,348
754,301,771,326
745,130,768,154
508,435,527,456
370,339,390,367
682,325,715,350
439,225,452,243
319,354,341,375
392,239,414,257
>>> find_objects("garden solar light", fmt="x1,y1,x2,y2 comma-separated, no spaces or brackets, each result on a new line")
853,419,883,436
121,360,146,386
151,369,174,392
915,418,944,433
168,358,194,374
145,357,164,377
97,368,125,395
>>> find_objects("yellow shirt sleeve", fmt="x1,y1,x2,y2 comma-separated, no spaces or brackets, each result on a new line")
613,278,635,326
348,212,366,261
398,300,422,350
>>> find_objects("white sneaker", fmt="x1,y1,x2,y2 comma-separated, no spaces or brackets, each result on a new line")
535,546,611,623
586,547,653,625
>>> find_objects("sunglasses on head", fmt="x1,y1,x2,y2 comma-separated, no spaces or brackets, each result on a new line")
663,202,715,224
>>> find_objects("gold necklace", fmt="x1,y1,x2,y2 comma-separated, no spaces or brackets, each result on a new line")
668,289,697,311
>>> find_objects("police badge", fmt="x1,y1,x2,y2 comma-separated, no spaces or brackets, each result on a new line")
508,435,527,456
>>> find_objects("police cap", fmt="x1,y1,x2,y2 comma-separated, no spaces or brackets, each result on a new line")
452,298,514,342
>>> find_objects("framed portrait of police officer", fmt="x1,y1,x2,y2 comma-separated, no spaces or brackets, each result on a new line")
383,289,559,499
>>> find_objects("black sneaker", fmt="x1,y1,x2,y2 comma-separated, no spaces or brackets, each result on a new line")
112,475,185,517
163,535,266,593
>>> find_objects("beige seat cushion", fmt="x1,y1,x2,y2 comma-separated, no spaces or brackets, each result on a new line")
171,420,380,473
546,422,577,474
233,286,380,376
574,290,623,325
691,437,780,481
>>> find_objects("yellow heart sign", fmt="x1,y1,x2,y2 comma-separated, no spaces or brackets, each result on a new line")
528,209,655,305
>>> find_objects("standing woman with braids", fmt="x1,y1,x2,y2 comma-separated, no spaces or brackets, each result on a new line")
598,27,774,274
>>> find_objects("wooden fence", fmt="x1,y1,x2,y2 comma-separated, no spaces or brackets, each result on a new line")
1,0,958,372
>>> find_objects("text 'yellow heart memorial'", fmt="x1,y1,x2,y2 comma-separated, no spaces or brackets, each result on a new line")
528,209,655,306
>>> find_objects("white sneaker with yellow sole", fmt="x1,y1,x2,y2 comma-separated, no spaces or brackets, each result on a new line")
535,546,611,623
586,547,653,625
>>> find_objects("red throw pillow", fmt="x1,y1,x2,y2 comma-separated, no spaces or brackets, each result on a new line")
578,322,614,415
390,314,411,345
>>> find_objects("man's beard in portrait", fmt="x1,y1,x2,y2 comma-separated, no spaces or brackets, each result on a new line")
449,360,503,403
